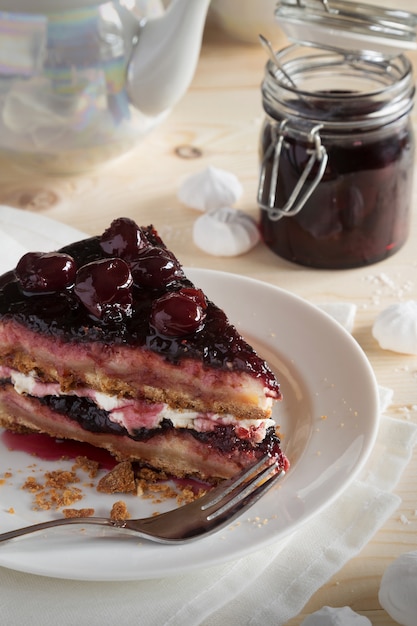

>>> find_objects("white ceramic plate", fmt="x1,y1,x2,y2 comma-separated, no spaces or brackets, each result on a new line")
0,207,380,581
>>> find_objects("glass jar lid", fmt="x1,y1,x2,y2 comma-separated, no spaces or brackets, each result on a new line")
275,0,417,59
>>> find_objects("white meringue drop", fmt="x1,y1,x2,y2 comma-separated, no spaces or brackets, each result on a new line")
193,207,260,257
379,551,417,626
178,166,243,211
372,301,417,355
300,606,372,626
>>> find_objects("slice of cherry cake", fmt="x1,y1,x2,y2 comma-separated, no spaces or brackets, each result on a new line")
0,218,288,482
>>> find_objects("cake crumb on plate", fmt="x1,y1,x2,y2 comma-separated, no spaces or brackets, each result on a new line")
110,500,130,521
63,508,95,519
97,461,136,494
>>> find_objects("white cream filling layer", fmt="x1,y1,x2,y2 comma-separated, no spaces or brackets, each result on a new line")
0,367,275,443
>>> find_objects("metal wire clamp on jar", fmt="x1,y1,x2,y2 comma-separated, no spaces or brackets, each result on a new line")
258,0,417,269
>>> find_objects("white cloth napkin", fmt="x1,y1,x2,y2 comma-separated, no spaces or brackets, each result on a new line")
0,235,415,625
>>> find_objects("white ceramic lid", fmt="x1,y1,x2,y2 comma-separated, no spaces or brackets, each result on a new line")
275,0,417,58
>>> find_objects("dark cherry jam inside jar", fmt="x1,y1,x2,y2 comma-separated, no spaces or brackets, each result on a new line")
258,45,415,269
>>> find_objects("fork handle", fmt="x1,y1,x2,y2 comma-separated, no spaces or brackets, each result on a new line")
0,517,126,543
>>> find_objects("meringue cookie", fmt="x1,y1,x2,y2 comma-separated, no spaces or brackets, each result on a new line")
178,166,243,211
193,207,260,257
372,301,417,355
300,606,372,626
379,551,417,626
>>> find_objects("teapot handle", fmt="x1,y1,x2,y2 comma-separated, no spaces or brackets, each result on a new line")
126,0,211,117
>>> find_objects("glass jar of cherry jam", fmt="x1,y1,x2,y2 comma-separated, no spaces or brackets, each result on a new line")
258,44,415,269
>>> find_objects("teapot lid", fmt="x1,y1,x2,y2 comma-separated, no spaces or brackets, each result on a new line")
275,0,417,59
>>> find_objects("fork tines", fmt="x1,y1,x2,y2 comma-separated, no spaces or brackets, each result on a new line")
201,454,284,520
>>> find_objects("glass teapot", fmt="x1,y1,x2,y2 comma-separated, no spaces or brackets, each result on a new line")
0,0,210,173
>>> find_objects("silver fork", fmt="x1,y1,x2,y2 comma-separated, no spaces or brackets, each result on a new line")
0,455,285,545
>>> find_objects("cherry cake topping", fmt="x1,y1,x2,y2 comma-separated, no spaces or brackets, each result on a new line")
74,258,133,321
100,217,147,259
150,288,207,336
0,221,279,392
130,246,184,290
16,252,77,293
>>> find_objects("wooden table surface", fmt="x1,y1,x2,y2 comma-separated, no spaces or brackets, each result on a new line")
0,22,416,626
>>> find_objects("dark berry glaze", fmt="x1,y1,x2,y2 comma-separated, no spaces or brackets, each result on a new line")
0,222,279,394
